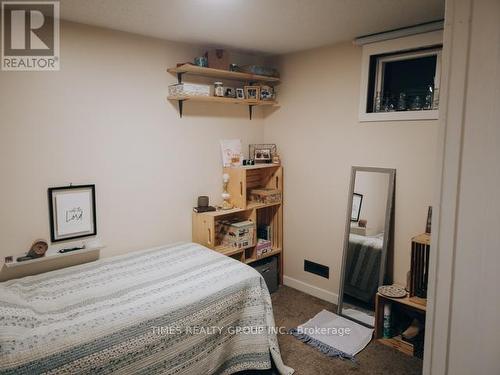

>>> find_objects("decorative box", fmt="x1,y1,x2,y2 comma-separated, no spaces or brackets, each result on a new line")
217,220,255,248
249,188,282,204
256,239,272,257
168,83,210,97
206,49,230,70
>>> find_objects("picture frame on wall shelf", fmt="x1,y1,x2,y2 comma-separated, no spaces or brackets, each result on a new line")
224,87,236,98
236,88,245,99
260,85,274,100
244,86,260,101
48,185,97,242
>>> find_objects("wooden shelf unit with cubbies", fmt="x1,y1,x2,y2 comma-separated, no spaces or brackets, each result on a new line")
192,164,283,283
374,293,426,357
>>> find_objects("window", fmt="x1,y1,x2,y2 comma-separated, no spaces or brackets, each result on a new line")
367,48,441,114
357,30,443,122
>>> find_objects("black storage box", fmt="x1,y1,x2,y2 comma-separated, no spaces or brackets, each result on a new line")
251,256,278,294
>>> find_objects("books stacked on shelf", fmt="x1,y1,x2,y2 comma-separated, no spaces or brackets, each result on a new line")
217,219,255,249
256,239,272,257
257,225,273,242
249,188,281,204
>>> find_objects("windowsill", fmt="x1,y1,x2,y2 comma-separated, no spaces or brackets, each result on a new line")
359,110,439,122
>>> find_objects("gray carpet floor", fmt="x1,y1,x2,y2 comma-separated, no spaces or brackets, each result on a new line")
268,285,423,375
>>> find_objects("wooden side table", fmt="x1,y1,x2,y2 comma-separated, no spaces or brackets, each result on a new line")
374,292,426,357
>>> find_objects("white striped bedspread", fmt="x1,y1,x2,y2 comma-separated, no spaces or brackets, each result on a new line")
0,242,293,375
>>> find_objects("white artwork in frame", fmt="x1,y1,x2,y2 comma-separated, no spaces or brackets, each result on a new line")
49,185,97,242
220,139,242,167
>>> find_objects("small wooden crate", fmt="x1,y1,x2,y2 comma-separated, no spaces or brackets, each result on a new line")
374,293,426,357
410,233,431,298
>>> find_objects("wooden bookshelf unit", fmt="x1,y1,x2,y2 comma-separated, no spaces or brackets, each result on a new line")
192,164,283,283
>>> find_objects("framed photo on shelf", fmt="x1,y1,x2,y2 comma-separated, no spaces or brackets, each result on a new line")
220,139,242,167
260,85,274,100
244,86,260,101
254,148,272,162
236,88,245,99
351,193,363,222
249,144,277,162
48,185,97,242
224,87,236,98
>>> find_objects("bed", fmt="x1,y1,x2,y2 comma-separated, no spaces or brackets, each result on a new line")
343,234,383,304
0,242,293,375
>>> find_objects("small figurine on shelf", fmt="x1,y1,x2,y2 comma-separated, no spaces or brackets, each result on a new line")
221,173,233,210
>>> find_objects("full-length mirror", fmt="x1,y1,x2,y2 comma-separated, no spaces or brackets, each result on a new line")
338,166,395,327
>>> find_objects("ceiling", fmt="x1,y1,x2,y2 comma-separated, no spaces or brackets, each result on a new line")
60,0,445,55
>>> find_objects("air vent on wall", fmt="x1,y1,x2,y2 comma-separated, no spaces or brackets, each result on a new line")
304,260,329,279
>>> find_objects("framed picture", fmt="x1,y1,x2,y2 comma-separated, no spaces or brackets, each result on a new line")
254,148,272,162
260,85,274,100
220,139,242,167
244,86,260,101
351,193,363,222
224,87,236,98
48,185,97,242
236,88,245,99
249,144,277,160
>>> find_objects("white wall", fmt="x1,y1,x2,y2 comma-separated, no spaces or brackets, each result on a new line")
354,171,390,234
0,21,266,273
425,0,500,374
264,41,439,298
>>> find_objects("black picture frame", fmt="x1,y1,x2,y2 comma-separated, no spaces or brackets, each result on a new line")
48,184,97,242
351,193,363,222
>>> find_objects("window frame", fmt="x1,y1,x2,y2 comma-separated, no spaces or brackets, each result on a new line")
358,30,443,122
374,48,442,111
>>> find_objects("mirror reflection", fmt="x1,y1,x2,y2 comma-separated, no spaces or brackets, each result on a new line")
338,167,395,327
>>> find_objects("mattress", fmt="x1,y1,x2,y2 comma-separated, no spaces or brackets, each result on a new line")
0,242,293,375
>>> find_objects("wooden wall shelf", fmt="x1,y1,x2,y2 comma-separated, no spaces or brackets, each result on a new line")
167,95,277,106
167,95,278,119
167,64,280,119
167,64,280,83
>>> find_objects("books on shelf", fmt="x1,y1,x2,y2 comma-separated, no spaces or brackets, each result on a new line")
257,225,273,241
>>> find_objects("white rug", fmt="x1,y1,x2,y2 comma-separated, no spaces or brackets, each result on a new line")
290,309,374,360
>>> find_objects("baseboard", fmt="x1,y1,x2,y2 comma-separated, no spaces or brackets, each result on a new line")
283,275,339,305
